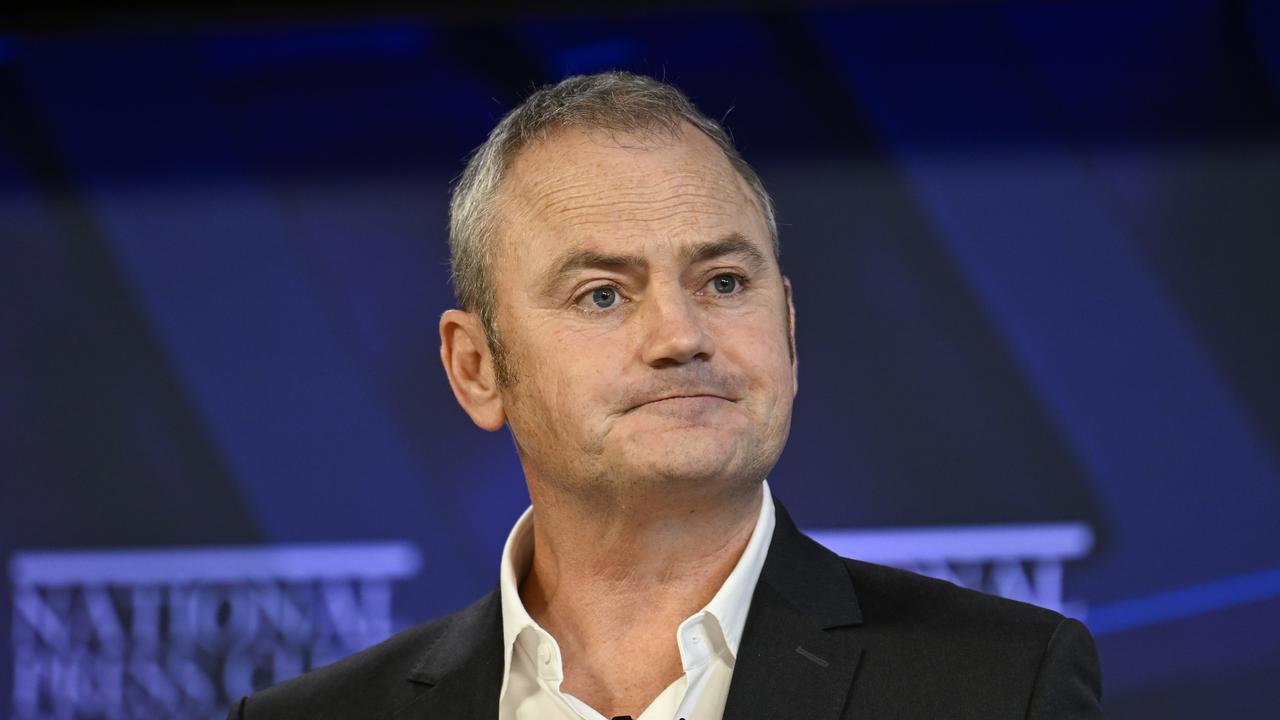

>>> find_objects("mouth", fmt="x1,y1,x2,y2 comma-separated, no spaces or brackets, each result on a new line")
625,393,734,414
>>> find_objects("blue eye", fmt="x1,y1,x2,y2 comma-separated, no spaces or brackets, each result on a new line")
710,274,740,294
591,286,619,308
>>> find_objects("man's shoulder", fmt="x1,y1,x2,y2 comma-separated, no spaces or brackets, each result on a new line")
833,557,1101,715
743,519,1103,718
841,555,1065,628
838,554,1079,655
766,502,1078,654
231,591,497,720
840,556,1096,682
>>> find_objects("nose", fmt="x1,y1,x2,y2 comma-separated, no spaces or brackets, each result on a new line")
639,287,715,367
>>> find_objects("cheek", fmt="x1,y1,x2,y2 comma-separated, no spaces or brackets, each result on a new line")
553,312,645,367
718,310,794,381
510,324,620,417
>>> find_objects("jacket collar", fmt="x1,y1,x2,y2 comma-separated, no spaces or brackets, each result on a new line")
722,499,865,719
398,589,504,718
399,497,863,719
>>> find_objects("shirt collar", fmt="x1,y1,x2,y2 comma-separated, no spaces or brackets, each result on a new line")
497,500,547,700
696,480,775,657
497,481,776,695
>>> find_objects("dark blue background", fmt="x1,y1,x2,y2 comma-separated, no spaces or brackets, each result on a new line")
4,1,1279,716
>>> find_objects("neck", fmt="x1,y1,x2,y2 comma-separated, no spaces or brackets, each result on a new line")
518,479,763,715
523,479,761,605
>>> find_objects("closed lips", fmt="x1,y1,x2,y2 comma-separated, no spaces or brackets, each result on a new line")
627,393,734,411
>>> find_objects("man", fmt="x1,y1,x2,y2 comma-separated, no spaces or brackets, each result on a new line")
231,72,1102,719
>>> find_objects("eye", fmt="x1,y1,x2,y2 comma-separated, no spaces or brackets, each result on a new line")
577,285,623,311
591,286,619,308
708,273,742,294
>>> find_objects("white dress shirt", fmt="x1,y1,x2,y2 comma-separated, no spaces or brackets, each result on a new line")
497,481,776,720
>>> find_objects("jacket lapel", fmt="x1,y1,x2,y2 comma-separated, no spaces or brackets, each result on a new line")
723,501,865,720
390,499,862,720
394,589,504,719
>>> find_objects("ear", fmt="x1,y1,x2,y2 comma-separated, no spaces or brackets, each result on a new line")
783,276,798,395
439,309,506,431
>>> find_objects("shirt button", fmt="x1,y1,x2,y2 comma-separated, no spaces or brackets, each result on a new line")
538,644,552,665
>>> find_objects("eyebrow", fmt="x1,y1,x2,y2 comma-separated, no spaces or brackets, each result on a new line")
682,233,769,271
537,232,770,296
537,249,649,296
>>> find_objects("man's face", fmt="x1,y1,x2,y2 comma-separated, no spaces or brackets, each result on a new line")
488,124,796,504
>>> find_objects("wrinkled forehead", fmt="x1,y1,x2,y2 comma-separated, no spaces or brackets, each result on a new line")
491,123,768,267
507,124,745,202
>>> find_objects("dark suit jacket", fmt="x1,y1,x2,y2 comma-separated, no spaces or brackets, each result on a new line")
231,501,1102,718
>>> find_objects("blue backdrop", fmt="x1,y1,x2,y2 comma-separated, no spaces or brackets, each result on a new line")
3,1,1279,717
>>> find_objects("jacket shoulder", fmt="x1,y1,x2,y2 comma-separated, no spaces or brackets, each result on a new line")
232,594,490,720
842,556,1065,629
837,557,1101,717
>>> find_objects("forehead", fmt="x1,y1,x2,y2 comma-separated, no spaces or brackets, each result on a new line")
493,123,769,264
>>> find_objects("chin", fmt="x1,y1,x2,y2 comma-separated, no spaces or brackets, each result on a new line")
603,412,782,484
617,434,759,487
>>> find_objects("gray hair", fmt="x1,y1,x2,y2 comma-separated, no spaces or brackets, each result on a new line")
448,71,778,383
